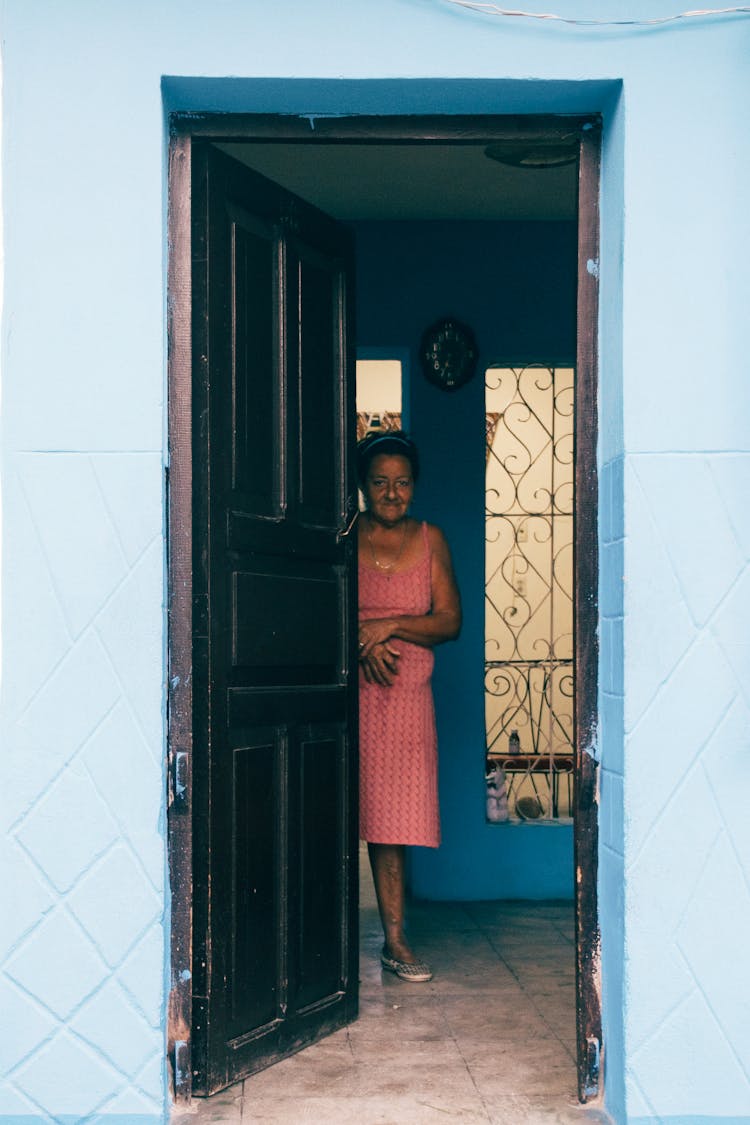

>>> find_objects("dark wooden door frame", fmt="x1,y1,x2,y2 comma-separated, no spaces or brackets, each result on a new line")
574,121,602,1101
167,111,602,1104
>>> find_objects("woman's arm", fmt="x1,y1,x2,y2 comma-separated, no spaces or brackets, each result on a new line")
358,525,461,657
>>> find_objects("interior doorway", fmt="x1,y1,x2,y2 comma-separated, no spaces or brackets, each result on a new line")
167,113,601,1105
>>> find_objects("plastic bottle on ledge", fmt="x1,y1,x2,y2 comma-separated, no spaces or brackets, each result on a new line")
509,729,521,755
486,762,510,823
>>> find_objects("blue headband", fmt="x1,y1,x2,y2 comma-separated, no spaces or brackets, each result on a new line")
360,433,412,452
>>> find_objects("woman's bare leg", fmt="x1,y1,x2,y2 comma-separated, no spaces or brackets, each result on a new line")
367,842,417,962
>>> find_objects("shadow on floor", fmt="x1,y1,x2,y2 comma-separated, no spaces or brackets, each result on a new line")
177,848,611,1124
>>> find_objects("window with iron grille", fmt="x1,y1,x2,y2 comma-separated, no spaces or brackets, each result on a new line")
485,365,575,823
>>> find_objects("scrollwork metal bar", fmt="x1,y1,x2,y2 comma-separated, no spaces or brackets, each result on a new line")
485,365,575,821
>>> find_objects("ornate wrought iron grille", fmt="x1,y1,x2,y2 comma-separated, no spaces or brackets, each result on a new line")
485,366,574,821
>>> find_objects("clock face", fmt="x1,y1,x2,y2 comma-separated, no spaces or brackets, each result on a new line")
420,318,478,391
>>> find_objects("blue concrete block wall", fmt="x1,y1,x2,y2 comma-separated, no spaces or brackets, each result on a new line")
0,460,166,1121
1,2,749,1121
599,453,626,1116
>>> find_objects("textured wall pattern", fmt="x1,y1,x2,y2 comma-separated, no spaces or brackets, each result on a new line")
598,454,626,1118
0,453,165,1122
623,453,750,1121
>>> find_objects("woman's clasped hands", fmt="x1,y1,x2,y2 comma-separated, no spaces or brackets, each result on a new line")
359,619,400,686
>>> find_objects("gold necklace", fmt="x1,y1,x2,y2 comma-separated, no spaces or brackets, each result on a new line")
367,517,408,573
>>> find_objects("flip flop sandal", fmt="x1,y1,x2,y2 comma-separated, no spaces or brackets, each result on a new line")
380,947,433,982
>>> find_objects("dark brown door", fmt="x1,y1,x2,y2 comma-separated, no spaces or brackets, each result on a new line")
190,143,359,1095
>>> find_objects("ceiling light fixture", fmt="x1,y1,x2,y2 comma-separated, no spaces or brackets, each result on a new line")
484,139,578,169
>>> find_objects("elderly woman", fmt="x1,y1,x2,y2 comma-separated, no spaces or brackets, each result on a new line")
357,431,461,982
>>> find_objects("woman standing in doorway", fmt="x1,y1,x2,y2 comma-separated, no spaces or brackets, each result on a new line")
357,431,461,982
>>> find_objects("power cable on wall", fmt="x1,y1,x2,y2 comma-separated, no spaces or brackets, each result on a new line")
446,1,750,26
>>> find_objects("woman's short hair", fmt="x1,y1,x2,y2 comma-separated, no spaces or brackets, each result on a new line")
356,430,420,486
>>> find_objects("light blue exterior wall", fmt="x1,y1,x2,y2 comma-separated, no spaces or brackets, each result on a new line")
1,3,749,1123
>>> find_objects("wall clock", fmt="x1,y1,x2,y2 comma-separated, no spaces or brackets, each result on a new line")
420,317,478,392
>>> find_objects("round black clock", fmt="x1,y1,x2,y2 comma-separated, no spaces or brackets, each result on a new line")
420,317,478,392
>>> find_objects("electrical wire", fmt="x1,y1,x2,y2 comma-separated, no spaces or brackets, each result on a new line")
446,1,750,26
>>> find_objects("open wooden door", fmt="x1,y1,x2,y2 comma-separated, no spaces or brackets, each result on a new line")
187,143,359,1095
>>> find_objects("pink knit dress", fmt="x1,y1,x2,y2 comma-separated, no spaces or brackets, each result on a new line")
359,522,440,848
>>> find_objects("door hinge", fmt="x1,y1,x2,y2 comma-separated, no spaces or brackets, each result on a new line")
584,1035,600,1098
171,750,189,813
173,1039,190,1101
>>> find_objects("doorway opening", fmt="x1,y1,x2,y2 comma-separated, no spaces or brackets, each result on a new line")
167,113,601,1107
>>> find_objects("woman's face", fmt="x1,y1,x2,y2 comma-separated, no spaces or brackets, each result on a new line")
364,453,414,527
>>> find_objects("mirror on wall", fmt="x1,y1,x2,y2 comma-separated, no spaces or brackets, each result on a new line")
356,358,403,440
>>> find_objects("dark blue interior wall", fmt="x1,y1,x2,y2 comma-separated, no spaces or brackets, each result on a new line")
354,220,577,900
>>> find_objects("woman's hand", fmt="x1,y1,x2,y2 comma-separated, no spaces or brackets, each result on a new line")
358,618,397,658
360,641,401,686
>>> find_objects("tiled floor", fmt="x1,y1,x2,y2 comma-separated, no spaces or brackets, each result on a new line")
177,850,611,1125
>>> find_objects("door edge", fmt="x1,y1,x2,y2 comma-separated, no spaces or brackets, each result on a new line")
573,119,603,1103
166,130,194,1104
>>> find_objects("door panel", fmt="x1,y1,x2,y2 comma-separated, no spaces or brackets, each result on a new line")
298,251,339,525
229,731,282,1034
191,143,358,1095
229,211,278,508
232,566,340,676
291,727,348,1011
